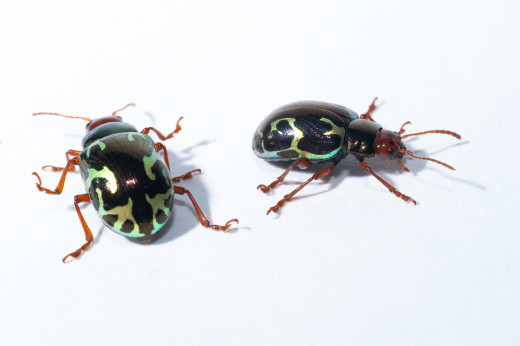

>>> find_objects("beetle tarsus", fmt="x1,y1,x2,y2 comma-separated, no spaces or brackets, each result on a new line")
60,194,94,263
173,186,238,232
360,97,378,122
359,160,417,205
62,241,92,263
206,218,239,231
257,183,275,193
267,197,289,215
141,117,183,141
172,169,202,183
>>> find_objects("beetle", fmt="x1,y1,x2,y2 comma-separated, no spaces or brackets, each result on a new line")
252,98,461,214
33,104,238,262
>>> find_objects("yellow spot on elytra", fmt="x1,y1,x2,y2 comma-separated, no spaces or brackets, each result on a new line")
95,190,140,237
85,166,118,193
143,153,158,180
86,140,106,158
263,117,345,160
146,190,172,230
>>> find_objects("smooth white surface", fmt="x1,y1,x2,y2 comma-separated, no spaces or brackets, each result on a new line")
1,0,519,345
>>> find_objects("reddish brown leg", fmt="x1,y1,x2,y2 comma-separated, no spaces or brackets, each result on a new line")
141,117,183,141
258,159,311,193
62,194,93,262
42,150,81,172
360,97,378,122
33,157,79,194
359,160,417,204
172,169,202,183
173,186,238,231
155,143,170,169
267,162,338,215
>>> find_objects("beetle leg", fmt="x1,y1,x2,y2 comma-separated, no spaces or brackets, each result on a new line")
173,186,238,231
62,194,93,262
33,157,79,194
141,117,183,141
172,169,202,182
42,150,81,172
154,143,171,169
154,141,201,182
360,97,378,122
154,139,200,181
267,162,338,215
359,160,417,204
257,159,311,193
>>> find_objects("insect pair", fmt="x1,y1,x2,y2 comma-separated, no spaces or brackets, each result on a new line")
34,99,460,262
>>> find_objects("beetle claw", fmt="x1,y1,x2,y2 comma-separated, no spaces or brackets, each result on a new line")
224,218,239,231
207,218,239,232
62,240,92,263
257,184,269,193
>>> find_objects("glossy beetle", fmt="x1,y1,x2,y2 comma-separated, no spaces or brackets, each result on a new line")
253,99,461,214
33,104,238,262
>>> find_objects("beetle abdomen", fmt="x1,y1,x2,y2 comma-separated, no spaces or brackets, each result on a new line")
79,133,173,238
253,101,358,162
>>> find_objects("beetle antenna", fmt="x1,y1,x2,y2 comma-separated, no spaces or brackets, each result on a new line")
399,149,455,170
401,129,461,140
112,103,136,116
32,112,91,121
396,157,410,172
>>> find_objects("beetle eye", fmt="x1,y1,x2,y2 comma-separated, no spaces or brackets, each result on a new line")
86,121,91,129
389,148,395,159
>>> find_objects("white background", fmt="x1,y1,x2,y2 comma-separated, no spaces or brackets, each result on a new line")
1,0,519,345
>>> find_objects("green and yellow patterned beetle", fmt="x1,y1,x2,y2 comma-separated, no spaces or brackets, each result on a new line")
253,99,461,214
33,104,238,262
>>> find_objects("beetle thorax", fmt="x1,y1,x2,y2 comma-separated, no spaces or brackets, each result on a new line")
82,122,139,148
345,119,382,157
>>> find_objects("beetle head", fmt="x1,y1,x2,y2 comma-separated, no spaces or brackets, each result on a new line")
376,121,461,172
374,129,407,160
85,115,123,132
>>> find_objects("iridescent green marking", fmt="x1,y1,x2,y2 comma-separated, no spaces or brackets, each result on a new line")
145,190,172,231
143,152,159,181
262,117,345,160
94,189,142,237
84,166,118,193
86,140,106,158
127,133,135,142
162,168,172,186
270,118,303,153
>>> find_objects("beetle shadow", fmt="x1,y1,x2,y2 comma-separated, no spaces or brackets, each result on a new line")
143,112,157,124
130,112,233,244
145,146,237,245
